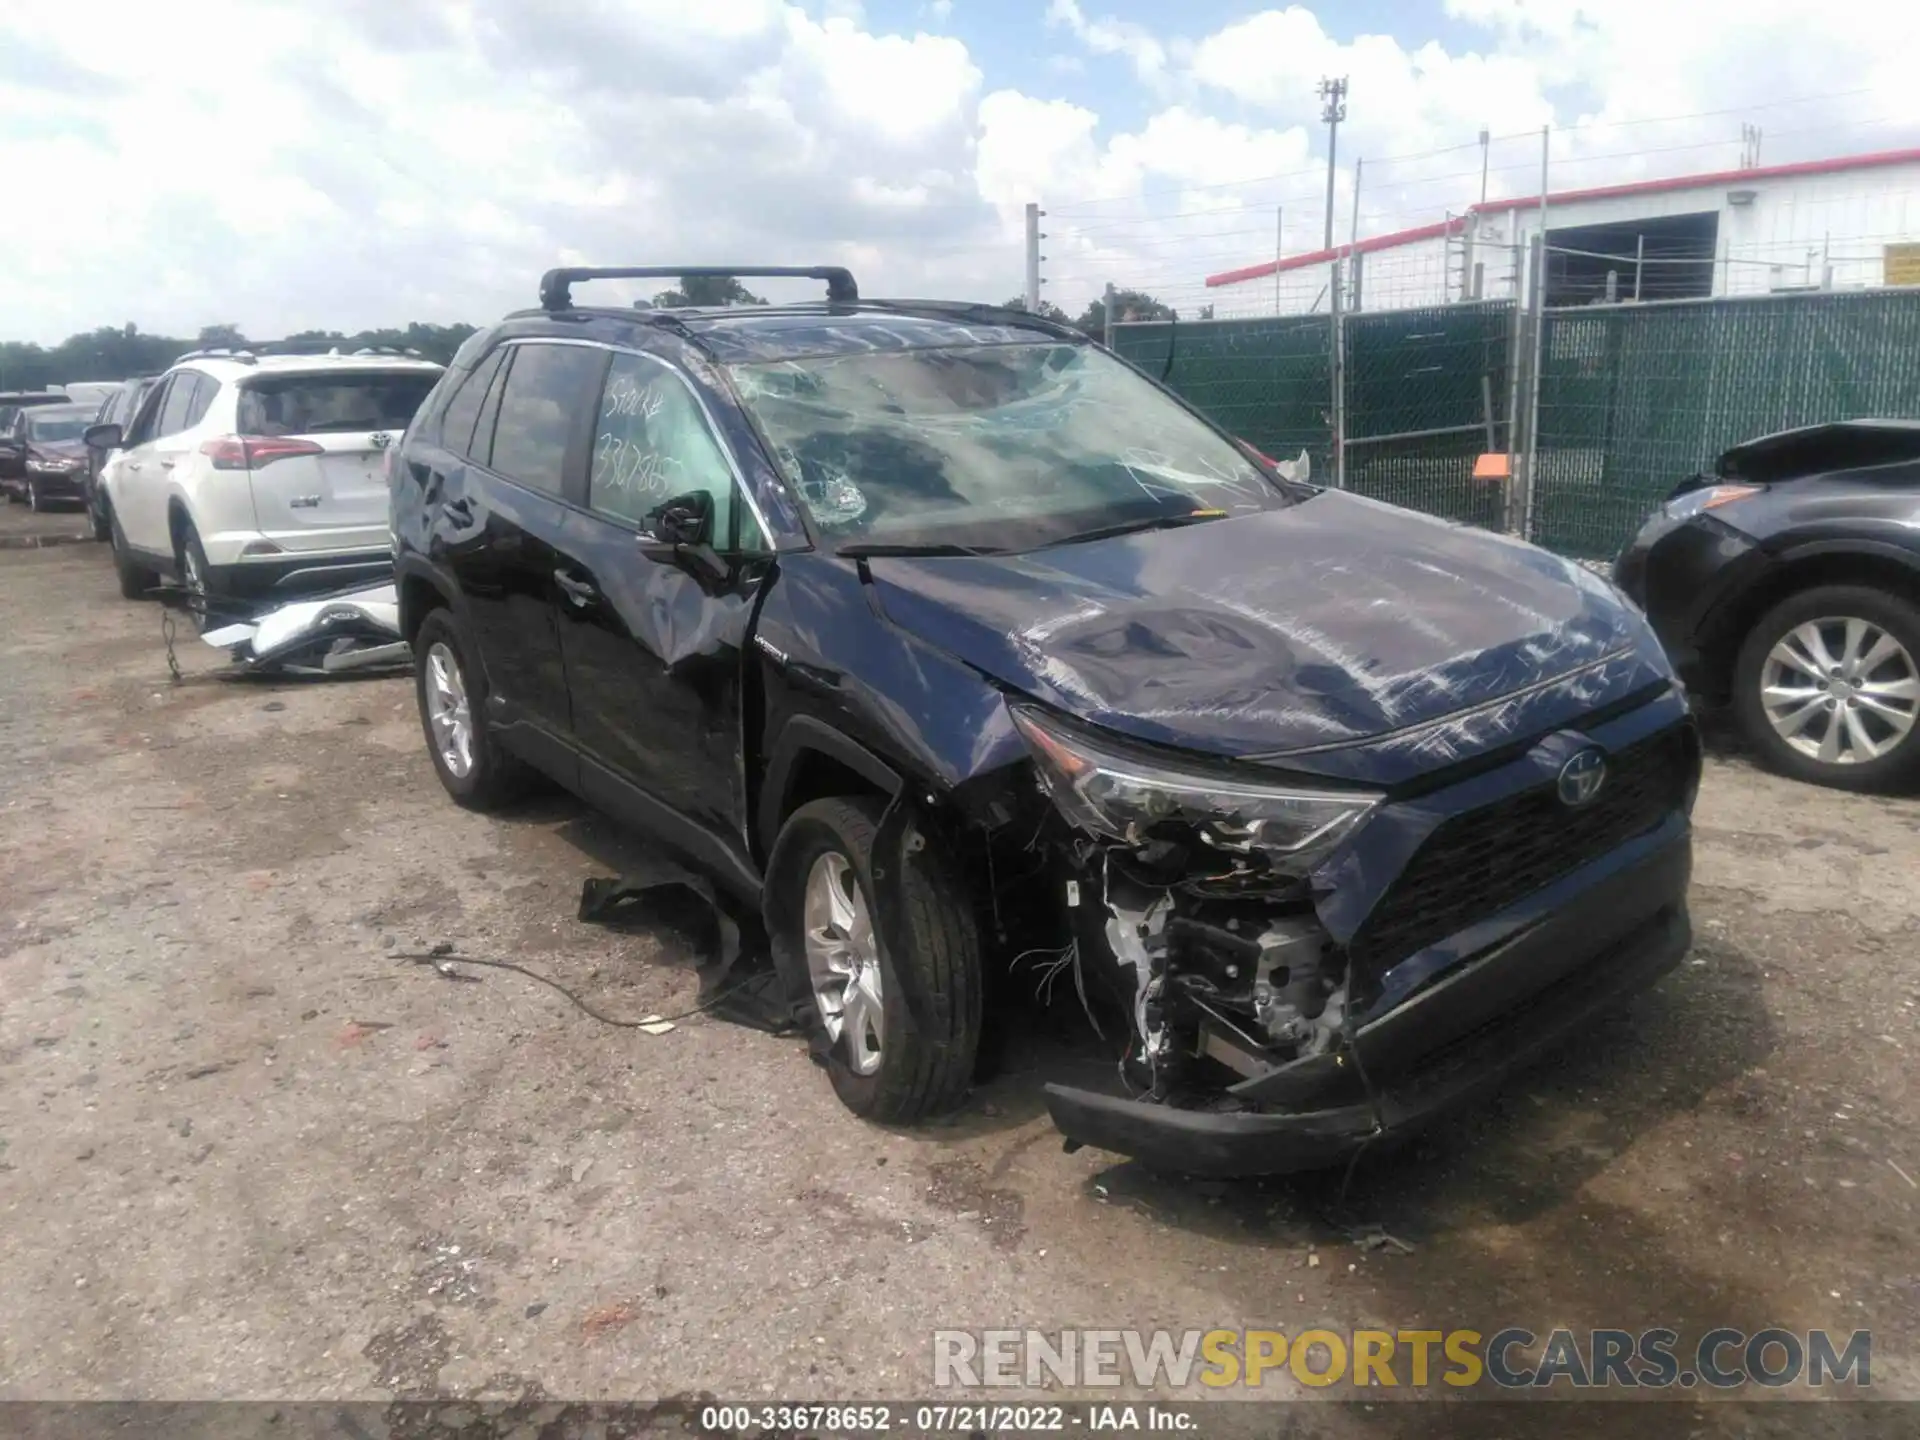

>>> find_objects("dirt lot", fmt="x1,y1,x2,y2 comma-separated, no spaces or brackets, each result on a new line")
1,504,1917,1427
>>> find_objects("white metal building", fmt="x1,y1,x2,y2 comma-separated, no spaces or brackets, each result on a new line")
1205,147,1920,317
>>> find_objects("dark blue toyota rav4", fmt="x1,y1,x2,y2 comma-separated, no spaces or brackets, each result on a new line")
391,265,1701,1176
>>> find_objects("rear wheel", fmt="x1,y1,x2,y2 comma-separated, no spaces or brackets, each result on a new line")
109,505,157,600
1732,584,1920,793
412,608,531,810
174,521,220,633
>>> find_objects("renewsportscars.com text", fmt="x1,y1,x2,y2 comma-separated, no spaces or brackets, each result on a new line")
933,1327,1871,1391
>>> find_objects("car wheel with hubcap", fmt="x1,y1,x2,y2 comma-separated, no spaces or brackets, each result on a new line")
411,607,531,810
1733,583,1920,793
768,796,981,1122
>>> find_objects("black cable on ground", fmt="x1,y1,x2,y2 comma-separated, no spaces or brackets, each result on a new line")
392,949,762,1029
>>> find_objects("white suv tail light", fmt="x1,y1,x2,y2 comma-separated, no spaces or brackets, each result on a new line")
199,435,326,471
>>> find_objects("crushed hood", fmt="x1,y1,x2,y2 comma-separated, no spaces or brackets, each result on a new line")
865,491,1647,759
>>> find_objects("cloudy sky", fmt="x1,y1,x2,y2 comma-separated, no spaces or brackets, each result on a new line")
3,0,1917,343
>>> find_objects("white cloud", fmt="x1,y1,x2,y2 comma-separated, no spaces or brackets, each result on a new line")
2,0,1918,341
1045,0,1170,88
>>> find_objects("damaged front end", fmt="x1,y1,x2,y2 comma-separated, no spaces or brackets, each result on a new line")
1009,705,1373,1112
1005,701,1694,1176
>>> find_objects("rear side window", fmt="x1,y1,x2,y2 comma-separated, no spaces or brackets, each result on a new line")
436,349,505,459
184,377,218,428
156,374,201,438
236,371,438,437
487,343,603,494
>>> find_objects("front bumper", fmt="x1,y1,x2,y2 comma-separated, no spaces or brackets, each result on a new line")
1044,824,1691,1176
24,467,87,500
1613,513,1765,703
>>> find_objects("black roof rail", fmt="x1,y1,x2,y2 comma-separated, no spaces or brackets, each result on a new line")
538,265,859,311
856,298,1088,344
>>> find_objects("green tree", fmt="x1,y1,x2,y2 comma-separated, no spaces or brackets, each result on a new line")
1072,289,1176,339
196,324,249,349
999,296,1072,324
652,275,769,308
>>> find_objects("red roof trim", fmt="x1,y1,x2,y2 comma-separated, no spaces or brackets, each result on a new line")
1205,146,1920,288
1205,218,1463,288
1471,145,1920,215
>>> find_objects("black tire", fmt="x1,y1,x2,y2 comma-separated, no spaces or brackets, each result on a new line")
768,796,982,1123
4,483,22,505
109,505,158,600
412,607,532,810
89,492,110,542
174,521,222,634
1732,583,1920,794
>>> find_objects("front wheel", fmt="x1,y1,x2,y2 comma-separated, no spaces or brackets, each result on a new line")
768,797,982,1123
1732,583,1920,793
109,505,157,600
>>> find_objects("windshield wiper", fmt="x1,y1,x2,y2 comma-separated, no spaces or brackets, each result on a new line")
1043,509,1228,548
835,541,1003,558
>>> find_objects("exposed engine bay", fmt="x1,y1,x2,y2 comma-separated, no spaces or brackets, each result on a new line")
988,703,1374,1110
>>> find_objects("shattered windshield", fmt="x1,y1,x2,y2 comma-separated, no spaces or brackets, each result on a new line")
728,342,1295,552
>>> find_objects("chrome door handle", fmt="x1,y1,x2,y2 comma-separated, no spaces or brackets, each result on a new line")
159,460,175,470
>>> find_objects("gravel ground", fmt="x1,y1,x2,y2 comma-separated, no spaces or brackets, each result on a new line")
1,510,1916,1430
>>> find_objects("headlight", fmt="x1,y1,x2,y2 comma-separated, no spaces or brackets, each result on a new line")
1664,484,1759,519
1009,704,1381,872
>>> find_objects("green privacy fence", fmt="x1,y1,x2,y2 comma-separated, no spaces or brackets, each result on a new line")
1117,285,1920,561
1112,302,1513,520
1343,301,1514,529
1531,288,1920,558
1111,314,1332,477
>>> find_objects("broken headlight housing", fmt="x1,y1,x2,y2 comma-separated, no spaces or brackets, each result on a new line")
1009,704,1381,873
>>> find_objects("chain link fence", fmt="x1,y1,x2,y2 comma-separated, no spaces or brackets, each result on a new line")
1112,280,1920,562
1344,300,1514,529
1530,287,1920,558
1110,313,1332,477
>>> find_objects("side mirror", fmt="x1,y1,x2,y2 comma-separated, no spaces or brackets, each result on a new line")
84,423,124,451
638,490,726,579
646,490,714,548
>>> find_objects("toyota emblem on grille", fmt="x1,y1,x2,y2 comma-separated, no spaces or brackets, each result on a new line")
1557,747,1608,807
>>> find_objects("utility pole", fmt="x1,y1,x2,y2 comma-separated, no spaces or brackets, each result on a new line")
1274,205,1284,314
1318,77,1348,252
1478,128,1491,204
1023,202,1043,312
1740,123,1763,170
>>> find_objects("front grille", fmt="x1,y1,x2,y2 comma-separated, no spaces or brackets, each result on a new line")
1349,723,1693,978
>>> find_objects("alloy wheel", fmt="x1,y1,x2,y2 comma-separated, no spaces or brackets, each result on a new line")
803,851,884,1076
423,641,475,779
1760,616,1920,765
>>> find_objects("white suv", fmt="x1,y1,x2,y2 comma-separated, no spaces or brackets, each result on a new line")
94,349,443,615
